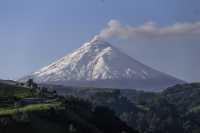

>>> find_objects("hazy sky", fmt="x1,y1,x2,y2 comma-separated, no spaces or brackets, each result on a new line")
0,0,199,82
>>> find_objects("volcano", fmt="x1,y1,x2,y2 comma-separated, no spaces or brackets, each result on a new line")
22,37,184,91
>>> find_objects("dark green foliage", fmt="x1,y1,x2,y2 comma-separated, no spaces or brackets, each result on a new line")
65,96,93,112
26,79,38,89
54,83,200,133
1,80,200,133
0,97,138,133
0,82,37,99
93,106,139,133
145,98,183,133
0,81,138,133
162,83,200,112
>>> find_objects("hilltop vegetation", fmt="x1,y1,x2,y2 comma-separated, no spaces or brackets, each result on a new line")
1,79,200,133
0,80,138,133
0,82,35,98
51,82,200,133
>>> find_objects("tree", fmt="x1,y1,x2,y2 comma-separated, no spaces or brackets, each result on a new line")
26,79,34,88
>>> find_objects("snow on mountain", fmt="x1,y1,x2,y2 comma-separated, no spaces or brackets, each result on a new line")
22,36,184,91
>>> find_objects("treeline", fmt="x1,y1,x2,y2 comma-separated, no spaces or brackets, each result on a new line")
1,78,200,133
0,79,139,133
56,83,200,133
0,96,139,133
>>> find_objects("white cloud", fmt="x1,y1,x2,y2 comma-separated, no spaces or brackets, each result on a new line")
97,20,200,40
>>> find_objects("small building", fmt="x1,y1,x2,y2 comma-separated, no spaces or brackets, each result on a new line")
19,98,49,105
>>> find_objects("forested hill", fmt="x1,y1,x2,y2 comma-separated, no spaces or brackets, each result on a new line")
0,80,139,133
50,82,200,133
0,79,200,133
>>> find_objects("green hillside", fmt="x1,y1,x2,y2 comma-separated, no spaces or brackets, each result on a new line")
0,80,138,133
0,82,36,98
52,82,200,133
1,79,200,133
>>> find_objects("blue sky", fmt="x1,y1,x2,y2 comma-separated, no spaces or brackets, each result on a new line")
0,0,199,82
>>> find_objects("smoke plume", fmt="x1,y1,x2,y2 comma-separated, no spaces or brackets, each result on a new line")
96,19,200,40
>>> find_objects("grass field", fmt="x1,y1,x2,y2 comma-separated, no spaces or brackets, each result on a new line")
0,81,63,116
0,102,61,115
0,82,36,98
190,105,200,113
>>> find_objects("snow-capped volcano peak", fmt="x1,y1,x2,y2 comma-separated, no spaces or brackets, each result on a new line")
22,37,184,91
33,37,124,81
90,35,103,43
82,36,111,48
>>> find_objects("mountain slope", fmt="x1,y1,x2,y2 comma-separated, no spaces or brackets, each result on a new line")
22,37,184,91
